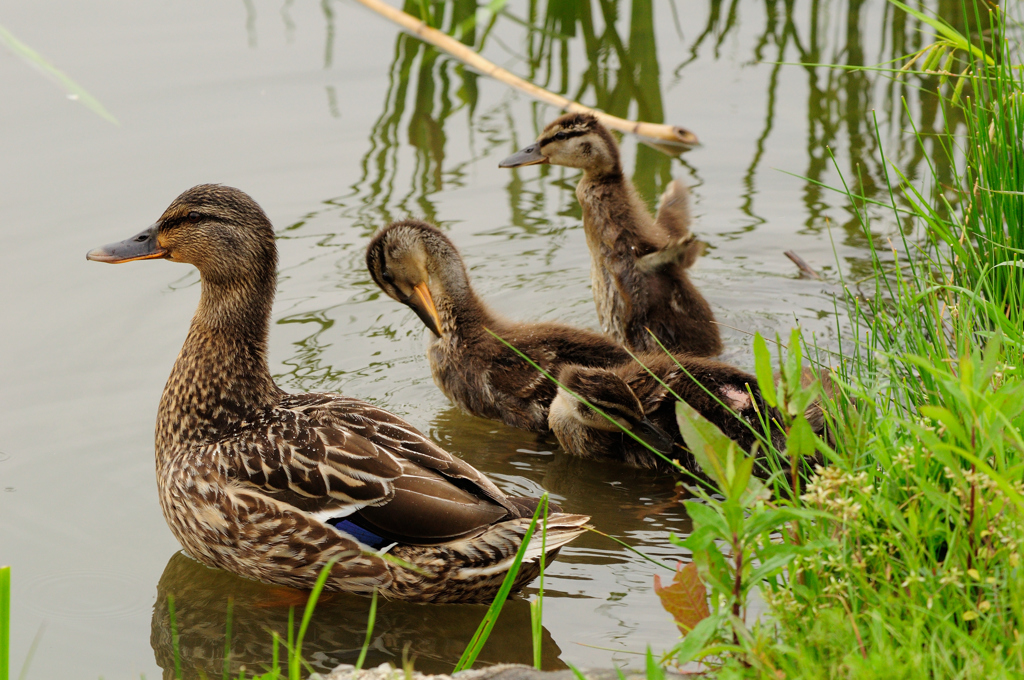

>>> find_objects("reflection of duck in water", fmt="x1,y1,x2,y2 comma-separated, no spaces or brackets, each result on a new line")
151,552,565,678
87,185,587,604
500,113,722,358
366,220,779,464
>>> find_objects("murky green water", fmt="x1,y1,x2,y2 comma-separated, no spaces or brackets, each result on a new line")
0,0,961,677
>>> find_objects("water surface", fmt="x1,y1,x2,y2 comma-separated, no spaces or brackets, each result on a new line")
0,0,956,676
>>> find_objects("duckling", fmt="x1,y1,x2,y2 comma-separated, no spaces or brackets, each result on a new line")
86,185,588,604
549,353,785,474
500,113,722,357
366,219,632,432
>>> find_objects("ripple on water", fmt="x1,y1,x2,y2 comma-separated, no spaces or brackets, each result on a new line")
25,570,151,620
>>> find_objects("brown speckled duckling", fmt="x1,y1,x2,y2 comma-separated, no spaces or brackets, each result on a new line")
366,219,632,432
86,184,588,604
500,112,721,357
549,353,785,474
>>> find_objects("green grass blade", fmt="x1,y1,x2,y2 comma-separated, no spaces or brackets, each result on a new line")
886,0,994,65
483,328,683,470
0,23,119,124
453,496,546,672
167,594,183,680
585,527,673,571
1,566,9,680
16,623,43,680
531,496,549,669
354,589,378,671
290,558,338,679
222,597,234,680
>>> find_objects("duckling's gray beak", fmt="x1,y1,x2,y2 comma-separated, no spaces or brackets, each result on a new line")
634,417,675,455
86,222,168,263
499,143,548,168
404,282,443,338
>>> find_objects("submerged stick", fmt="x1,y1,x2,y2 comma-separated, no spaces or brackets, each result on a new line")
352,0,699,151
784,250,822,279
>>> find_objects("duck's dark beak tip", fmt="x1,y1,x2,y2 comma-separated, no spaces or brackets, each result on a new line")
635,417,675,455
86,223,168,264
498,145,548,168
408,282,444,339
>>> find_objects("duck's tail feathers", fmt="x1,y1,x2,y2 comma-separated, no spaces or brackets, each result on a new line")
654,179,693,240
451,513,589,579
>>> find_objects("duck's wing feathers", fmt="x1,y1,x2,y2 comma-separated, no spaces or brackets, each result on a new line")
653,179,692,240
490,326,631,401
225,392,520,546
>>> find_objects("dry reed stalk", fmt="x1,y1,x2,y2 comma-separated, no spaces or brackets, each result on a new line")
352,0,700,151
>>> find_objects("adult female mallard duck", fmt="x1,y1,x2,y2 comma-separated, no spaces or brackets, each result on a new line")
86,184,588,604
500,112,722,357
549,354,785,474
366,219,632,432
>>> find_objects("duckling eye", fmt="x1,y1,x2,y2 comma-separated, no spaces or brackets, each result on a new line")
381,270,395,284
554,131,567,141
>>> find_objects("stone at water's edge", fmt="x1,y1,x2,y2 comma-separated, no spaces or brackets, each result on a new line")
320,663,690,680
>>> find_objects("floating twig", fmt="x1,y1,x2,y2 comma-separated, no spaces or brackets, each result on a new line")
352,0,699,151
784,250,822,279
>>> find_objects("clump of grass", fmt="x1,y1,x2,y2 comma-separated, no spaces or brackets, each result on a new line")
658,2,1024,677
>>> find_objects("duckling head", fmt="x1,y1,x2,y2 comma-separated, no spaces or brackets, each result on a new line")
550,365,674,454
86,184,277,287
366,220,469,338
499,112,621,176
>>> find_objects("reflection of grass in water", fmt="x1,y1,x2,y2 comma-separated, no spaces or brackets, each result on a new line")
0,23,118,124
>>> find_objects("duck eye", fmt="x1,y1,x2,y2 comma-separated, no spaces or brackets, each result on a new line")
381,270,395,284
187,211,202,222
554,131,567,141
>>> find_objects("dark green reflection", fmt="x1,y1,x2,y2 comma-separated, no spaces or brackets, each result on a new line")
151,551,565,678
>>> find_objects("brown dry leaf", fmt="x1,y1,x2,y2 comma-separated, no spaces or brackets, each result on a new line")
654,561,710,634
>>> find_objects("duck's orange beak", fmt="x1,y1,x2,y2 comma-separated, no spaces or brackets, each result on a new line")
406,282,443,338
86,223,169,263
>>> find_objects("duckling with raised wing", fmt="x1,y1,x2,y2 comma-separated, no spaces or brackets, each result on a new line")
549,353,784,473
366,219,632,432
366,220,774,462
86,185,588,604
500,113,721,357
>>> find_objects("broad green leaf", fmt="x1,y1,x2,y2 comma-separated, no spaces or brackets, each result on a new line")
753,333,778,408
784,328,804,398
668,615,721,665
645,646,666,680
918,405,969,446
729,455,755,501
786,415,817,459
747,551,800,584
682,501,730,538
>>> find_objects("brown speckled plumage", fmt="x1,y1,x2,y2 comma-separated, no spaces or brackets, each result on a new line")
549,353,786,474
366,220,632,432
501,113,722,357
88,185,588,603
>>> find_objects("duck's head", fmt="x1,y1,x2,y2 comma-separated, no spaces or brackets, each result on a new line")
550,365,674,454
86,184,277,285
366,220,468,338
499,112,621,175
